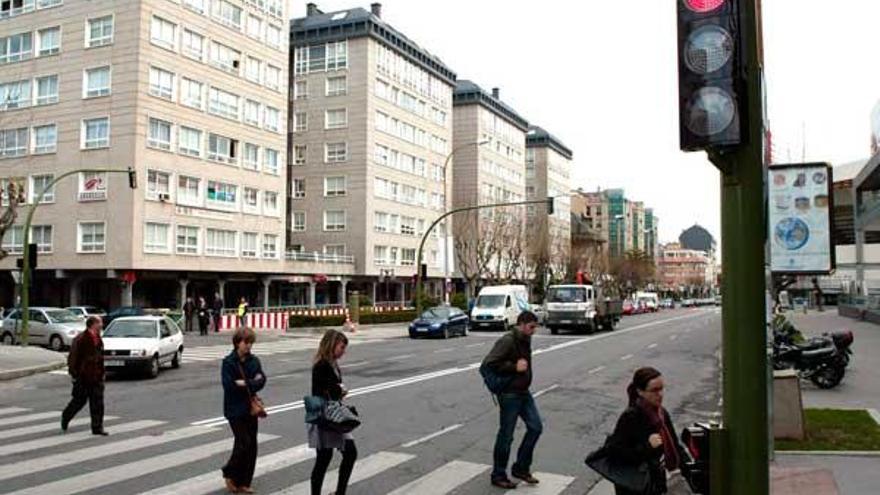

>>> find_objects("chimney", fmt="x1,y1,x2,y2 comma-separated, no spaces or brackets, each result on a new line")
306,3,320,16
371,3,382,17
492,87,500,99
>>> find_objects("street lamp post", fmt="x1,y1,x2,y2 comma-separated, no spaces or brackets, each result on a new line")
19,167,137,346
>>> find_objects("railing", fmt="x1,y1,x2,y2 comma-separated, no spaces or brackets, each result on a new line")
285,251,355,264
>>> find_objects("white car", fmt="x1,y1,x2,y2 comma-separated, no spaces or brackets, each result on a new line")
1,307,85,351
66,306,107,319
102,316,185,378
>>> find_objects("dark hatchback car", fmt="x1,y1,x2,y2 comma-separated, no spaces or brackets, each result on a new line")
103,306,145,326
409,306,469,339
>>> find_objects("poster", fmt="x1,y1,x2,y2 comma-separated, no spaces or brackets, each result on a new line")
768,163,834,274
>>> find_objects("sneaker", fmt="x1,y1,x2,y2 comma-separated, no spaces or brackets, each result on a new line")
491,477,517,489
512,471,539,484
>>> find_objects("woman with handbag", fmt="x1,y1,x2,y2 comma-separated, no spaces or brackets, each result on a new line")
605,367,689,495
221,327,267,494
309,329,358,495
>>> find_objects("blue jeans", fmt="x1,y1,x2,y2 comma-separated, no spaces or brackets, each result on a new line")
492,392,543,480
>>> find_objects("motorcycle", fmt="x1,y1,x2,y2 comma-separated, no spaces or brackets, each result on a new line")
770,314,852,389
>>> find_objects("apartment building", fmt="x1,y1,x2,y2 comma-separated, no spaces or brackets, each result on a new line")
0,0,356,310
290,3,457,303
657,242,713,295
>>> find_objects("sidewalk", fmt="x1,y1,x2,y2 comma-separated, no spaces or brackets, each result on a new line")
0,345,66,380
287,322,407,340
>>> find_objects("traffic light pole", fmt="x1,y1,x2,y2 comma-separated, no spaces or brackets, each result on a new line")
19,168,136,346
415,198,553,316
710,1,768,493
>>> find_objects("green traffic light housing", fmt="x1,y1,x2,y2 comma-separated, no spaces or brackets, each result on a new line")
546,197,554,215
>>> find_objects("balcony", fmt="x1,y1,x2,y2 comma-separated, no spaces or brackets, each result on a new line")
285,250,354,265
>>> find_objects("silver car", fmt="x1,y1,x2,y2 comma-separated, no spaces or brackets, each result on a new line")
1,307,85,351
66,306,107,319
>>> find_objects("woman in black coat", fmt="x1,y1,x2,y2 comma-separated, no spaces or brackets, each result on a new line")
308,329,357,495
606,367,689,495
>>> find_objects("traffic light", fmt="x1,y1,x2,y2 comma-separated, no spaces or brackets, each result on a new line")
677,0,744,151
546,197,554,215
28,243,37,269
127,167,138,189
420,263,428,279
681,423,712,494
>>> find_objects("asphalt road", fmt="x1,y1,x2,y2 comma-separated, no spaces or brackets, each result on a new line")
0,307,721,495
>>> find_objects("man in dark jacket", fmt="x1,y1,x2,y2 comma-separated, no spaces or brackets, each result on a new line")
212,292,224,333
482,311,542,489
61,316,107,435
183,296,195,333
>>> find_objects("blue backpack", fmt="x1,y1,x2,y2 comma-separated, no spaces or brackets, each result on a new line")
479,362,514,395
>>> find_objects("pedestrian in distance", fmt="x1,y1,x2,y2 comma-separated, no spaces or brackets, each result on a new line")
198,297,210,336
605,367,689,495
237,297,249,327
482,310,543,489
183,296,195,333
309,329,358,495
213,292,225,333
221,327,266,494
61,316,108,436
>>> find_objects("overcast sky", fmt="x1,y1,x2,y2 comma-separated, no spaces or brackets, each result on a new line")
289,1,879,245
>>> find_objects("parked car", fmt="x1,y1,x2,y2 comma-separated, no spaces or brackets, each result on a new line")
469,285,530,331
681,299,696,308
409,306,469,339
66,306,107,319
531,304,547,325
103,306,146,326
714,295,722,306
1,307,85,351
622,299,636,315
102,316,185,378
660,299,675,309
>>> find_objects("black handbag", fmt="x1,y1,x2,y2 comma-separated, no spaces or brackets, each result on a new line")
585,445,652,494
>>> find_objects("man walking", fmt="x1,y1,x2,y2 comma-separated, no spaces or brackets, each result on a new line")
482,311,542,489
183,296,195,333
212,292,224,333
61,316,108,436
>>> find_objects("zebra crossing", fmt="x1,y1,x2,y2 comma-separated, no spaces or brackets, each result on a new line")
0,405,578,495
181,337,324,363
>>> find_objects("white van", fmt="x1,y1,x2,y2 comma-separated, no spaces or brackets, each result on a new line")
470,285,530,330
635,291,659,312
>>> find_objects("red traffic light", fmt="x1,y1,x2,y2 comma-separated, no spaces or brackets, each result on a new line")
684,0,725,13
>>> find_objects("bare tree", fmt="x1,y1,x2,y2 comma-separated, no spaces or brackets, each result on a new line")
0,180,26,261
454,210,504,298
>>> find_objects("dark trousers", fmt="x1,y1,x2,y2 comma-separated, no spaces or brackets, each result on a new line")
61,380,104,432
223,415,258,488
213,313,222,332
492,392,543,480
311,439,357,495
198,316,208,335
184,313,193,332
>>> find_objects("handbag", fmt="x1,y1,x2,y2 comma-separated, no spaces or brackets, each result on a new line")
237,362,268,419
585,444,652,494
302,394,361,433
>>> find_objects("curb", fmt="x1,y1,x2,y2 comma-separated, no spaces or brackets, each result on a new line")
775,450,880,457
0,360,66,381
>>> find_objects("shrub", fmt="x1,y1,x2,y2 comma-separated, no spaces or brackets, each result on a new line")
451,292,468,312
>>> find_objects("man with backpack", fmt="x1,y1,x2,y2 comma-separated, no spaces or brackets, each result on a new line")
481,311,542,489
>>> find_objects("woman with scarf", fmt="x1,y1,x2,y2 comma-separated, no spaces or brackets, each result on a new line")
606,367,689,495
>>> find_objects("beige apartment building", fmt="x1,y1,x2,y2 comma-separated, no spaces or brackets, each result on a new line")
0,0,355,310
525,125,572,283
290,3,456,303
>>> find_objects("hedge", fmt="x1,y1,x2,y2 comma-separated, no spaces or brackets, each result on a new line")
288,309,417,328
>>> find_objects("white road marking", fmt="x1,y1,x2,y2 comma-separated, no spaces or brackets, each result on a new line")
520,471,576,494
401,424,464,448
386,354,415,361
386,460,488,495
342,360,372,368
588,366,606,374
270,451,415,495
534,384,560,398
0,411,58,427
0,407,29,416
434,348,454,353
647,343,658,349
620,354,634,361
0,420,164,456
0,415,119,441
465,342,486,348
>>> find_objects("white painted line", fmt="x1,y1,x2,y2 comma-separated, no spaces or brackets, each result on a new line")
588,366,606,374
401,424,463,448
0,419,164,456
48,369,69,375
0,415,119,441
670,335,678,341
386,353,415,362
520,471,576,494
434,348,455,353
138,443,314,495
0,407,29,417
6,434,279,495
342,360,371,368
0,411,58,427
270,451,415,495
620,354,634,361
386,460,488,495
0,425,217,482
465,342,486,348
534,384,560,398
867,408,880,426
647,343,658,349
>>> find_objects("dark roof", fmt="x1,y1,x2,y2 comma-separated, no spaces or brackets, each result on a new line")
453,80,529,132
679,224,716,252
526,125,573,159
291,7,456,86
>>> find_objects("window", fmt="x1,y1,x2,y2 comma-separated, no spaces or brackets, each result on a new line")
144,222,171,253
0,127,28,157
294,112,307,132
82,118,109,148
298,41,350,72
206,229,236,257
180,78,203,109
209,41,240,73
264,148,279,175
32,124,56,154
0,0,34,18
78,222,105,253
211,0,242,30
146,170,170,200
264,106,280,132
178,126,202,157
262,234,278,259
292,178,305,198
149,67,174,99
294,80,308,100
181,29,203,60
374,245,387,265
243,143,259,170
388,246,398,265
0,32,33,64
242,187,259,213
266,24,281,49
292,211,306,232
31,225,52,253
263,191,279,216
78,172,107,201
400,216,416,236
325,142,346,163
177,175,200,205
294,145,306,165
324,176,346,197
324,244,345,257
290,244,304,253
245,56,261,83
0,80,30,110
401,248,416,266
87,15,113,47
324,210,345,231
325,108,347,129
37,26,60,56
147,118,172,151
265,64,281,90
374,212,388,233
183,0,206,14
29,174,53,203
35,75,58,105
84,66,111,97
240,232,258,257
206,180,237,209
326,76,346,96
176,225,199,255
246,15,263,40
150,16,176,50
1,226,23,254
208,87,239,120
244,99,260,126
